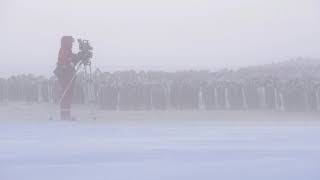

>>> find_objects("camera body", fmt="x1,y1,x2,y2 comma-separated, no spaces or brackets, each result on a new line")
76,39,93,65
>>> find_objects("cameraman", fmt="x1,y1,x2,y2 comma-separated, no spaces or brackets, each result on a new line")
54,36,79,120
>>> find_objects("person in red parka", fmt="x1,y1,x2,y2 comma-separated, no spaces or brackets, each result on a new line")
54,36,77,120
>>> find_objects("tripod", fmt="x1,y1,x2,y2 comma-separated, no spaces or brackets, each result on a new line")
58,61,96,120
82,62,97,120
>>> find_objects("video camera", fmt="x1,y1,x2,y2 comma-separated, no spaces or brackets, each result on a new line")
76,39,93,65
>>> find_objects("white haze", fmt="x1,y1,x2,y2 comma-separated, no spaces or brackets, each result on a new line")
0,0,319,77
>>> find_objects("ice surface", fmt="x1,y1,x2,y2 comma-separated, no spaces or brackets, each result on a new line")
1,104,320,180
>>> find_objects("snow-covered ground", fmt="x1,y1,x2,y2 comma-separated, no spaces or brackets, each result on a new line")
1,103,320,180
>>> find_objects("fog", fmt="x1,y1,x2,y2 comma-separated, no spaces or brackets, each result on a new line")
2,1,320,179
1,0,319,77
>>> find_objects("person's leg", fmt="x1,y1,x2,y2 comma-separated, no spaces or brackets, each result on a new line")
59,75,75,120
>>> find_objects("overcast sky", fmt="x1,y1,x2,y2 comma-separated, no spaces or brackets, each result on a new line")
1,0,319,77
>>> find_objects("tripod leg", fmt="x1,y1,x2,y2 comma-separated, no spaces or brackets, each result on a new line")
84,64,96,120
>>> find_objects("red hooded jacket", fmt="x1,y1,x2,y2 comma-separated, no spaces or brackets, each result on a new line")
58,36,74,66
